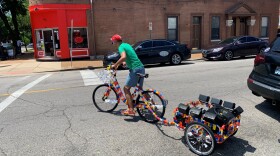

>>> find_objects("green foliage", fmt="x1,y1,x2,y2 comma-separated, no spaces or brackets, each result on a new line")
0,0,30,44
17,10,31,45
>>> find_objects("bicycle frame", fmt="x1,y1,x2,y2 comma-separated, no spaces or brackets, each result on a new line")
102,67,167,121
106,70,141,106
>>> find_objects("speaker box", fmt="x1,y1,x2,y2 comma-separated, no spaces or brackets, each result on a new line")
199,94,210,103
178,103,190,115
223,101,236,109
211,98,223,106
189,107,203,118
232,106,244,117
203,111,217,123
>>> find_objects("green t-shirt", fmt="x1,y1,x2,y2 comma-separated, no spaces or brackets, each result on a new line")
118,43,143,69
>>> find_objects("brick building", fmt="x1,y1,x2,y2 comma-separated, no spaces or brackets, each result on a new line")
29,0,279,60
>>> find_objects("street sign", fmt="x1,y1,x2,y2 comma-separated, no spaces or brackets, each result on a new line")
149,22,152,31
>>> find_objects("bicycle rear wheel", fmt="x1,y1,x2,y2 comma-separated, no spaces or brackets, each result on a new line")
92,84,118,112
136,90,166,123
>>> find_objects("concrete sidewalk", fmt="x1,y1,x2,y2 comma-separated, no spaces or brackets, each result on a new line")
0,52,202,77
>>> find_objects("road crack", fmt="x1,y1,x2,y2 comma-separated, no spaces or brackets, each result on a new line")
62,108,89,155
0,128,7,156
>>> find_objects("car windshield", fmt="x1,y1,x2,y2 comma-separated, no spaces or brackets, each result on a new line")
132,41,143,48
218,37,238,45
2,43,12,49
270,37,280,53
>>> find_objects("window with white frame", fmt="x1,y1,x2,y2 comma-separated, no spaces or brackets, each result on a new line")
167,17,178,41
261,17,269,38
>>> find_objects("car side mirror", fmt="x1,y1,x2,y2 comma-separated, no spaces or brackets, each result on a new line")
234,41,240,45
136,46,142,51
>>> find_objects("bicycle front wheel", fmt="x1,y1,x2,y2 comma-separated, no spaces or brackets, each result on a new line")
92,84,118,112
136,90,166,123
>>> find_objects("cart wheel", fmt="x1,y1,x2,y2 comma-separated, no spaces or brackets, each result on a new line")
184,122,216,155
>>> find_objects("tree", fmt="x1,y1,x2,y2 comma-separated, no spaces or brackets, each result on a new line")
18,12,32,52
0,0,28,49
0,16,9,41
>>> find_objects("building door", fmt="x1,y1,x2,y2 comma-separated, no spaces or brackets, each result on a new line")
231,17,249,36
192,16,202,49
42,30,55,57
239,17,249,36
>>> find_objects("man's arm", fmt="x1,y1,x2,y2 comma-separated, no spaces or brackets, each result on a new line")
113,52,126,69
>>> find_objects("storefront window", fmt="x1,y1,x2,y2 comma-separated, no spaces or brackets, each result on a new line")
68,28,88,48
35,30,44,51
53,29,60,50
261,17,269,38
211,16,220,40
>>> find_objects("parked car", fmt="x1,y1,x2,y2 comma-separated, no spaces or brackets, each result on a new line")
2,43,15,58
103,39,191,67
27,43,34,48
247,34,280,106
202,36,269,61
0,45,7,60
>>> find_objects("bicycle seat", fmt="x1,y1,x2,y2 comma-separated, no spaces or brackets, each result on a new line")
137,73,149,78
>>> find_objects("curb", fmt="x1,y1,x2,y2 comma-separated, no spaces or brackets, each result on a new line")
34,66,104,74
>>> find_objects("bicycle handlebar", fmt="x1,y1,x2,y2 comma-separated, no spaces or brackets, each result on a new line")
106,65,113,70
106,64,117,77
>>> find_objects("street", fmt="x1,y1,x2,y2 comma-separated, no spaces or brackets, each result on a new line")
0,58,279,156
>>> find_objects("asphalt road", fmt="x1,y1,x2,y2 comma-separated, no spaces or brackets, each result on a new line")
0,57,279,156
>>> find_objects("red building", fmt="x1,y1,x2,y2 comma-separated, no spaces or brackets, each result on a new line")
29,2,91,60
29,0,279,60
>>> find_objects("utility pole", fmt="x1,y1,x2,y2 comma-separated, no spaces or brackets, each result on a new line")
90,0,96,60
70,19,73,68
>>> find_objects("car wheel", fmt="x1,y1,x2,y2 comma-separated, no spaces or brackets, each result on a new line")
224,51,233,61
259,47,266,53
170,53,182,65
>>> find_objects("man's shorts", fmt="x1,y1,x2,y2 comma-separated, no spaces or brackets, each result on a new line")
125,66,145,88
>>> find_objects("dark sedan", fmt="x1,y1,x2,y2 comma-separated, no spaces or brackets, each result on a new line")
202,36,269,61
103,39,191,67
247,34,280,106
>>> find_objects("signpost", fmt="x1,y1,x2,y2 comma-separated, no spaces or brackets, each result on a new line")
149,22,152,39
70,19,73,68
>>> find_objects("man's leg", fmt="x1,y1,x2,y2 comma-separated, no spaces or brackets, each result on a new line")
123,85,134,110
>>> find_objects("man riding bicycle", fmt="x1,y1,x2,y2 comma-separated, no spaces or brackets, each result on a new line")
111,34,145,116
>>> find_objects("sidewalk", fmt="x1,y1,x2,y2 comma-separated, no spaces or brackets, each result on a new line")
0,52,202,77
0,53,103,77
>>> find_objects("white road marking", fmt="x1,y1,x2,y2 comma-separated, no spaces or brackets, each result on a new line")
80,70,103,86
0,74,52,113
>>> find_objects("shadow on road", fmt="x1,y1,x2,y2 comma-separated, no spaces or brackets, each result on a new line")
110,109,143,122
0,65,11,68
182,133,255,156
144,62,194,69
11,52,35,61
155,123,183,141
156,123,256,155
211,137,256,156
255,100,280,122
205,56,256,62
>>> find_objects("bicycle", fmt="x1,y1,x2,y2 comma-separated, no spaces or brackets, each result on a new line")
92,65,167,123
